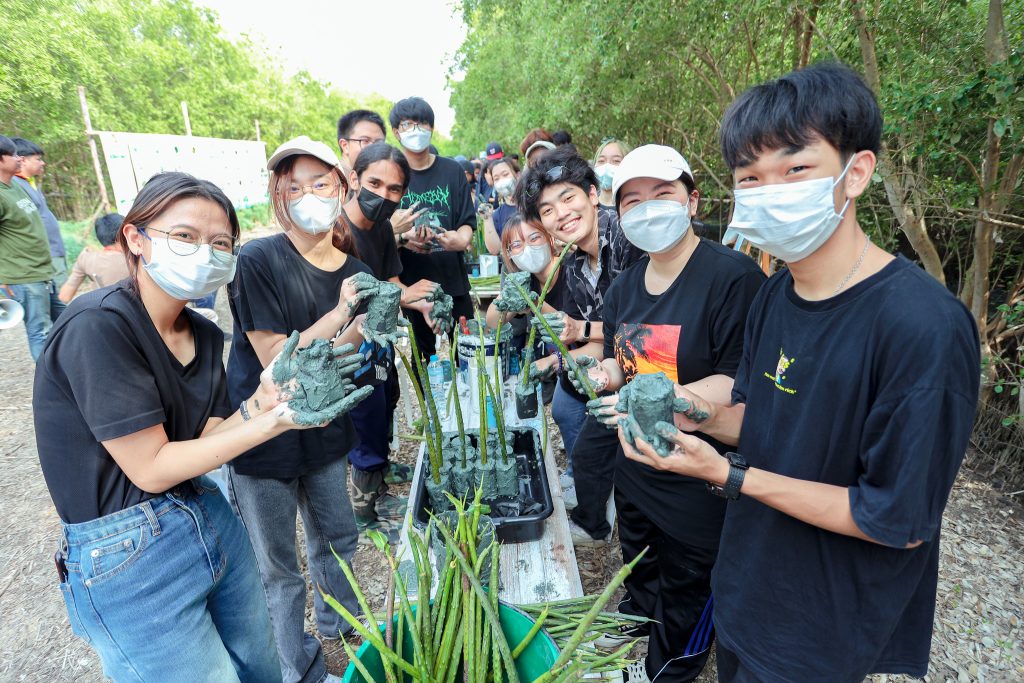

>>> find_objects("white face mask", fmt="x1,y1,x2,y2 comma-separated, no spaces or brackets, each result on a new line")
141,234,236,301
511,244,552,274
594,164,616,192
619,199,690,254
289,193,339,234
494,177,515,197
400,128,432,153
728,156,855,262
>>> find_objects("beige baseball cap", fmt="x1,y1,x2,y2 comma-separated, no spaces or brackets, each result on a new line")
612,144,693,201
266,135,341,172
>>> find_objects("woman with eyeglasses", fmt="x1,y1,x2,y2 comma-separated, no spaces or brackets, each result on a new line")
480,156,522,255
32,172,332,681
593,138,631,212
225,137,373,683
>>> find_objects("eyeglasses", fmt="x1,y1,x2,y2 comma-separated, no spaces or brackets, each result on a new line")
344,137,385,148
142,226,238,255
397,120,431,133
507,231,548,255
524,165,566,199
281,179,340,200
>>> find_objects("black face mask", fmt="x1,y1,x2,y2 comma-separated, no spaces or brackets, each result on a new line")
357,186,400,223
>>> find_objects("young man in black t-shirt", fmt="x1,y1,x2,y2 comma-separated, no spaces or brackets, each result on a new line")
389,97,476,357
617,63,980,682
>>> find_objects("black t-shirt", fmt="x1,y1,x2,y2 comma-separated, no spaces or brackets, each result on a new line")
602,240,765,546
714,256,979,681
226,233,371,478
33,286,231,524
397,155,476,295
342,209,402,281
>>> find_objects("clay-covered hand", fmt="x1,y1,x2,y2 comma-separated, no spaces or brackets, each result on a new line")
495,272,537,313
402,279,437,305
618,419,728,481
587,389,628,429
569,355,608,394
338,273,376,321
426,286,454,331
670,385,714,432
436,229,470,252
528,359,556,383
531,311,582,345
402,226,433,254
271,336,374,427
390,202,427,236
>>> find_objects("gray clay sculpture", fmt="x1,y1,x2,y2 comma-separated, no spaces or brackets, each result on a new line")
622,372,676,456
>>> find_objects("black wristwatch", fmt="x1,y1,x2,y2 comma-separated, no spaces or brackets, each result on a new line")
580,320,592,343
707,452,748,500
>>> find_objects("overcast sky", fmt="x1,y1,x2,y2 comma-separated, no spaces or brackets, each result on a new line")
193,0,467,136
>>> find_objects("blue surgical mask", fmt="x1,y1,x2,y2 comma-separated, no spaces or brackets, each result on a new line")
141,232,236,301
400,128,432,153
619,200,690,253
594,164,616,192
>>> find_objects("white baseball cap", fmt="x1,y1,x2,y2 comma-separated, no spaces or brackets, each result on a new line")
267,135,341,172
612,144,693,201
525,140,557,159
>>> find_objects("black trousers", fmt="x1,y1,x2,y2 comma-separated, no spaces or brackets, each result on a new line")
616,488,718,682
716,644,762,682
568,415,618,538
406,292,474,359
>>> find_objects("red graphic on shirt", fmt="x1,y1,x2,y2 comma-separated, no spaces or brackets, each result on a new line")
614,323,680,382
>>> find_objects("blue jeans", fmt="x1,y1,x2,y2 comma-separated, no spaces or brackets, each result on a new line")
348,379,391,472
226,457,359,683
7,280,53,361
50,256,68,321
551,381,588,477
58,477,281,682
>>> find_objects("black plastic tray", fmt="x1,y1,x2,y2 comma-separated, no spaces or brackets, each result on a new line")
411,427,554,544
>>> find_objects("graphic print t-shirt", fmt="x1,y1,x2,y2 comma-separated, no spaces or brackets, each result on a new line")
397,156,476,296
713,257,979,682
602,239,765,546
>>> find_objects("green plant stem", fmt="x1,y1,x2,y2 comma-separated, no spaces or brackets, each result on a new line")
521,240,575,390
449,328,467,465
399,352,442,485
512,606,548,658
512,280,597,401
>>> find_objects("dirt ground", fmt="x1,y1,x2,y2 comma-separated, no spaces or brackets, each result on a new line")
0,290,1021,682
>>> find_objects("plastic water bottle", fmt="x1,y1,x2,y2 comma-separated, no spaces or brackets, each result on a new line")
436,333,454,383
427,355,448,421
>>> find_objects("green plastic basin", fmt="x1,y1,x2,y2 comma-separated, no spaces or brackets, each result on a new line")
341,601,559,682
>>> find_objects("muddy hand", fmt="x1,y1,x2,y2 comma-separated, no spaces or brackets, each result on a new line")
528,360,556,383
331,343,366,379
267,331,302,397
532,312,566,345
288,385,375,427
570,355,607,394
587,393,625,429
670,385,713,432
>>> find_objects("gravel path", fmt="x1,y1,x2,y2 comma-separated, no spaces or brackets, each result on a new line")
0,291,1021,681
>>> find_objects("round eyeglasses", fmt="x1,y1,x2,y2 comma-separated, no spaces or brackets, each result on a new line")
142,226,238,255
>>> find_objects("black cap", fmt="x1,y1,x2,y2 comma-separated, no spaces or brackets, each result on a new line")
486,141,504,159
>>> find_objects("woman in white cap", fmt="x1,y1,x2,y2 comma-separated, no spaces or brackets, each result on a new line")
577,145,765,682
225,136,372,683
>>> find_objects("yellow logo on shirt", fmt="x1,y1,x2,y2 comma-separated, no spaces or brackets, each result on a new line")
763,348,797,395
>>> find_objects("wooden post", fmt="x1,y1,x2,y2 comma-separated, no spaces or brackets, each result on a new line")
181,101,192,136
77,86,110,214
254,119,261,142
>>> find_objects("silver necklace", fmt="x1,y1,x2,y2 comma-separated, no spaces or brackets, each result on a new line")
833,236,870,296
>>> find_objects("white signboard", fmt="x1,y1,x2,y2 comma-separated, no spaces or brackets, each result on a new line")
97,132,268,215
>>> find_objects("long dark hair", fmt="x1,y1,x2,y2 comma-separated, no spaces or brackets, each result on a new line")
353,142,411,192
118,172,239,290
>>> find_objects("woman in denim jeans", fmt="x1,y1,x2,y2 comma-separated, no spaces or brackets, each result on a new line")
32,173,332,682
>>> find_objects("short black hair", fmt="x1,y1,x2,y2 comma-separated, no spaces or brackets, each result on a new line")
552,130,572,146
515,145,598,222
337,110,386,141
94,213,124,246
720,61,882,170
388,97,435,130
353,142,412,192
11,137,43,157
0,135,15,158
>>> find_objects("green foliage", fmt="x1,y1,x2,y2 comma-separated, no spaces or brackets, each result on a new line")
0,0,394,219
59,220,96,266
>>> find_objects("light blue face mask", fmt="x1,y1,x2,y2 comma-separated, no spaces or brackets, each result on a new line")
140,231,236,301
594,164,616,192
400,128,432,153
619,199,691,253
